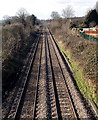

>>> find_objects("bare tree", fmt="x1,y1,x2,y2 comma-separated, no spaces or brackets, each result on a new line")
16,8,29,26
16,8,29,18
62,5,74,19
51,11,60,20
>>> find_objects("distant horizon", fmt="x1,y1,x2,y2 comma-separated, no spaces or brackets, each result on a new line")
0,15,85,21
1,0,98,20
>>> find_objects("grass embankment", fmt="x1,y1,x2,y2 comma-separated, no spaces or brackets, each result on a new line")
48,20,98,106
58,42,98,106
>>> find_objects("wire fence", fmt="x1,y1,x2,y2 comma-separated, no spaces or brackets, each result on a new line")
79,31,98,42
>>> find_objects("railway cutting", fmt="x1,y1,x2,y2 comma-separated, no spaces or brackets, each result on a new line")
2,27,97,120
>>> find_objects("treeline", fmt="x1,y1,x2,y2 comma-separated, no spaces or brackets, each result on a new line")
50,5,74,20
50,1,98,28
2,8,40,96
50,9,98,28
3,9,39,26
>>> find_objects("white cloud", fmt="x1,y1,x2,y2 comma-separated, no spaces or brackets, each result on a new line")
0,0,98,19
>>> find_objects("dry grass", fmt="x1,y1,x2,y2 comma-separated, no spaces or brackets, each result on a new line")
48,19,98,106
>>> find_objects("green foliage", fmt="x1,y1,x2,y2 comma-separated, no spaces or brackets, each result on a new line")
30,14,37,26
85,9,98,26
4,19,11,25
58,42,98,106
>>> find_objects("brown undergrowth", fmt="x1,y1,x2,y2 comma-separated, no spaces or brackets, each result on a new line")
2,22,39,95
48,20,98,106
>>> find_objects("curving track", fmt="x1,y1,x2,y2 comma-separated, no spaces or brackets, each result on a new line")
3,27,96,120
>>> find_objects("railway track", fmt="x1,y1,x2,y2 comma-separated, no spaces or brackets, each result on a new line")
3,27,96,120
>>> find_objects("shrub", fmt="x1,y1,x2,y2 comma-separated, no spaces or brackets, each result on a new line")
2,23,37,93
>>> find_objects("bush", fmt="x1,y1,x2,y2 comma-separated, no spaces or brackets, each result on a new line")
2,23,37,93
85,9,98,27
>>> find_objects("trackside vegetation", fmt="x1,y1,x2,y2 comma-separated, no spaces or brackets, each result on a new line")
2,9,40,97
48,19,98,106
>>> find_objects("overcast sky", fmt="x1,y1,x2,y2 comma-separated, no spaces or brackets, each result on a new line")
0,0,98,20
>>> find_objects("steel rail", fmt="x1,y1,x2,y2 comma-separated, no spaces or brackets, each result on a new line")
32,34,43,120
